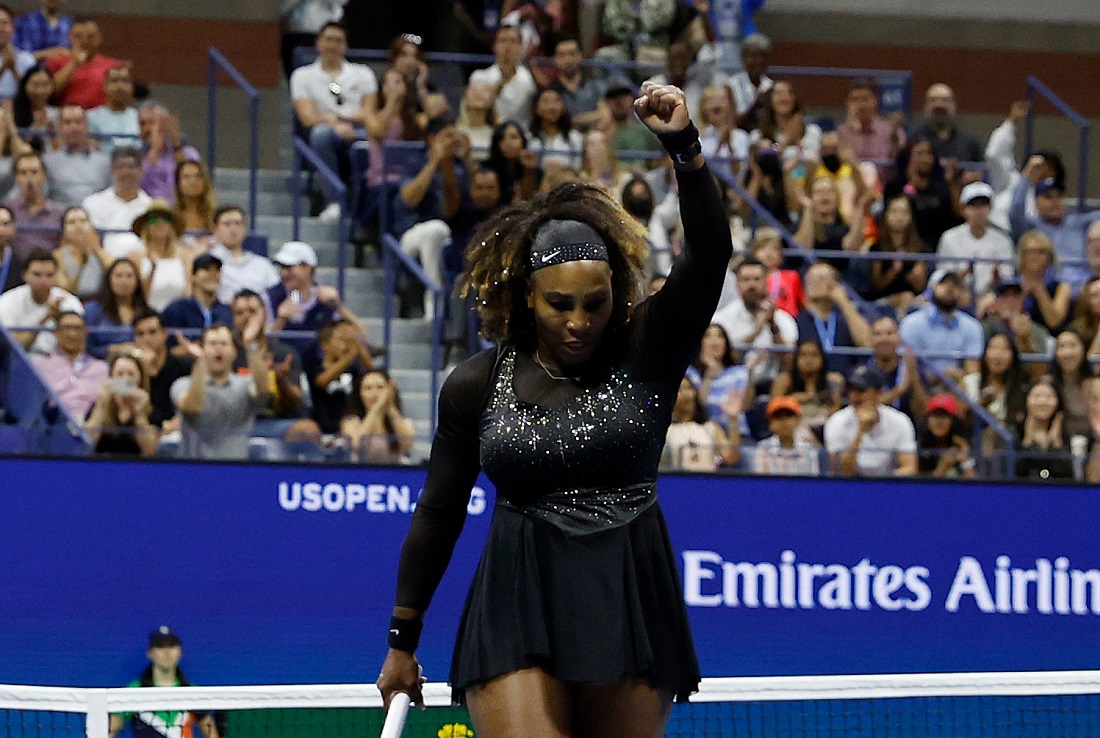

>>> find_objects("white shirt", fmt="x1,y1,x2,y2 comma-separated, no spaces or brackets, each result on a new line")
290,58,378,122
209,243,280,304
0,284,83,355
824,404,917,477
526,129,584,170
727,72,773,116
936,223,1016,296
82,187,153,258
712,298,797,385
469,63,537,128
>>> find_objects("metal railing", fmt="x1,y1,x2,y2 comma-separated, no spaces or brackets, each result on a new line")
1024,75,1090,212
291,137,350,297
207,47,260,231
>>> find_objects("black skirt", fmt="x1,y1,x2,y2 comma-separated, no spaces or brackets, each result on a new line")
449,501,700,703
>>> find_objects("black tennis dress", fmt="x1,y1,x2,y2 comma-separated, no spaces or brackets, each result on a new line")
393,163,732,703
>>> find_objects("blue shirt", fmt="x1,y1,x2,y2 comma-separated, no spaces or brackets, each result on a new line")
162,296,233,331
898,305,984,374
1009,178,1100,288
13,10,71,54
83,300,134,359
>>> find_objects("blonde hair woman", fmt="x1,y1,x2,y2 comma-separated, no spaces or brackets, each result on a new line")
133,200,195,311
1015,229,1071,332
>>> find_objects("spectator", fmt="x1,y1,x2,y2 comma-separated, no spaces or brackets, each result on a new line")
280,0,347,77
742,142,794,228
171,320,268,460
44,104,111,206
12,64,57,138
364,66,425,192
795,262,872,375
130,308,190,429
455,80,496,157
14,0,72,60
824,364,918,477
312,318,373,435
82,146,153,258
172,160,217,246
917,393,974,478
85,64,138,156
527,86,583,171
1085,221,1100,284
578,127,631,200
752,228,802,315
601,76,660,158
936,181,1014,299
469,25,537,128
44,18,123,110
712,257,797,391
1009,156,1100,288
31,309,107,418
0,204,20,290
138,102,201,203
53,206,106,299
291,21,376,223
0,107,28,194
661,376,740,471
899,269,983,378
230,288,320,441
866,195,927,312
792,176,867,278
1014,378,1073,481
984,100,1036,225
883,137,959,249
107,627,219,738
0,7,36,104
0,247,80,353
341,369,417,463
910,83,983,164
268,239,359,373
133,200,194,312
207,206,279,304
1010,229,1071,334
770,339,843,438
980,277,1051,364
1048,329,1100,444
968,331,1028,436
549,36,605,131
837,77,904,164
1069,276,1100,356
485,119,540,205
161,253,232,332
6,150,65,257
753,396,821,475
754,78,820,169
729,32,772,128
697,84,749,187
865,314,911,415
85,346,158,456
83,257,148,358
686,323,750,431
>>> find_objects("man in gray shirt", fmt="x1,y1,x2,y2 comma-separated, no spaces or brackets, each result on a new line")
170,317,269,460
44,105,111,206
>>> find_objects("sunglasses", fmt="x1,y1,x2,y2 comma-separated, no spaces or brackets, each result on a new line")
329,81,343,106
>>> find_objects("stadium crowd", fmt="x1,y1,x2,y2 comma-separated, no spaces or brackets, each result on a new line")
0,0,1098,480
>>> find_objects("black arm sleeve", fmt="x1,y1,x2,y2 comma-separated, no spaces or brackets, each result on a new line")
393,350,495,612
629,163,734,383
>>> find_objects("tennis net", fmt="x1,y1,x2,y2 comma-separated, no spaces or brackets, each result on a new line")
3,672,1100,738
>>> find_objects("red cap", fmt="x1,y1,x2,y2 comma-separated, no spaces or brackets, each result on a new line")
766,396,802,419
926,394,959,417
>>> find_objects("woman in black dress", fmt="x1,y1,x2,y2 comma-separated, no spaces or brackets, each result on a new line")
376,83,731,737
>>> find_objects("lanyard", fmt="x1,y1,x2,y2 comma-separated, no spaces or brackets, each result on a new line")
811,311,837,351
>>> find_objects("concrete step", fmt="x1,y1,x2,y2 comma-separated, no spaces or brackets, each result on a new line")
218,190,298,217
316,266,384,293
254,215,339,245
214,167,298,194
388,342,432,369
401,392,433,420
358,317,434,344
390,368,436,395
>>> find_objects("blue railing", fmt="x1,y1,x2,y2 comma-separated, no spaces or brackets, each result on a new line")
207,47,260,231
291,137,350,297
1024,75,1090,212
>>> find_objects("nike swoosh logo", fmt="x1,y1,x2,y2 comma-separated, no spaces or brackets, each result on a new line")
389,629,400,634
542,250,561,263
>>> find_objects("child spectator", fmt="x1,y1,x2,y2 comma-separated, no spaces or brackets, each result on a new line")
751,227,802,315
753,396,821,475
917,393,974,478
85,347,158,456
662,376,740,471
341,369,416,464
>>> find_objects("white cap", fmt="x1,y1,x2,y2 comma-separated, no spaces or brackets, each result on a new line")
927,268,962,289
272,241,318,267
960,181,995,205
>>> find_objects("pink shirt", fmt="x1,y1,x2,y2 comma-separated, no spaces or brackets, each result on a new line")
32,350,108,420
838,117,905,164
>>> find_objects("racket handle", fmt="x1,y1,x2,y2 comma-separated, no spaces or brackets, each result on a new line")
381,692,412,738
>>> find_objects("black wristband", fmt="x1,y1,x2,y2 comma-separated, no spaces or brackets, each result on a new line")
657,122,702,165
387,616,423,653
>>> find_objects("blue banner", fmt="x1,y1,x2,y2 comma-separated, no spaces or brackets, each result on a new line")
1,458,1098,687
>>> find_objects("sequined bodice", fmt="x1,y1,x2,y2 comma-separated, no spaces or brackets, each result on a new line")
480,348,671,506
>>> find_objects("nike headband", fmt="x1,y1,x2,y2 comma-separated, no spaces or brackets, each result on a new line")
528,219,609,273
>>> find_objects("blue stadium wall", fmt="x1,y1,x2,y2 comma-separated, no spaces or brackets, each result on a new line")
1,457,1098,687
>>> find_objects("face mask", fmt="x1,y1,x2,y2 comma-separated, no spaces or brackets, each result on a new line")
821,154,842,173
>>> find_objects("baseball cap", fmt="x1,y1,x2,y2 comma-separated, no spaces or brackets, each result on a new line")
765,396,802,419
993,276,1023,294
1035,177,1063,197
959,181,994,205
604,76,636,99
272,241,318,268
846,365,885,391
926,394,959,417
191,253,223,273
927,268,962,290
148,625,181,648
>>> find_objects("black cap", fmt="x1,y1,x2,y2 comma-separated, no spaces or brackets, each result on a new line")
994,276,1024,294
148,625,181,648
604,76,636,99
191,253,223,274
847,365,885,391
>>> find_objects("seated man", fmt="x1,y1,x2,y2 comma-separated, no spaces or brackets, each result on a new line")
837,77,905,164
130,308,191,429
161,253,233,331
602,77,660,157
937,181,1015,299
207,206,279,305
6,151,66,257
824,365,918,477
864,314,911,416
0,5,37,104
795,262,872,376
290,21,377,223
44,104,112,206
138,102,201,202
171,321,268,460
0,248,82,354
728,33,773,129
31,310,108,420
45,17,124,109
468,24,537,128
909,83,983,165
82,146,153,258
898,269,983,380
548,36,605,132
86,64,140,156
0,205,21,291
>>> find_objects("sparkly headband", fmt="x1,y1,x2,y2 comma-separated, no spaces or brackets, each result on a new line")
529,241,609,272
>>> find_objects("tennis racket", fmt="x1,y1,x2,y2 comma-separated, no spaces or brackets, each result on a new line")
381,692,412,738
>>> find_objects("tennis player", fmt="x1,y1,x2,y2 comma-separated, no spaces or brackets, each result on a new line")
377,82,732,738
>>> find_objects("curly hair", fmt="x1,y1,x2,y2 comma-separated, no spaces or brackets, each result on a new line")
460,181,649,344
